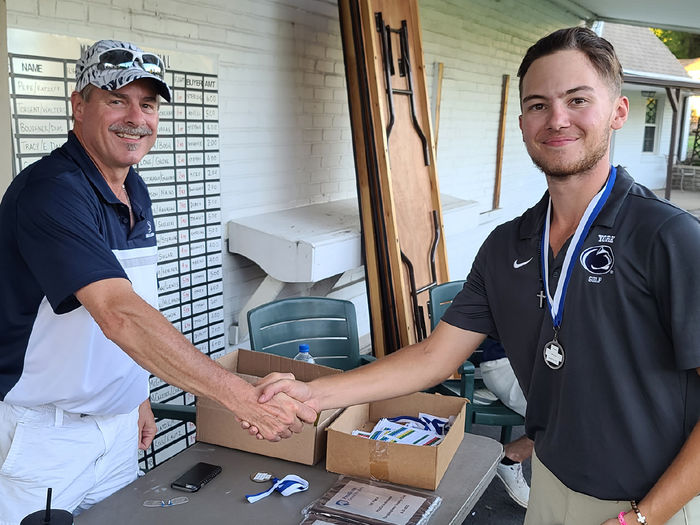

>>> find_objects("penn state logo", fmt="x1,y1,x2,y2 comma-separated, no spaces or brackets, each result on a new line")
579,245,614,275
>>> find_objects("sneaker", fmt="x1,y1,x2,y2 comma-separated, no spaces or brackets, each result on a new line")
496,461,530,509
473,388,498,405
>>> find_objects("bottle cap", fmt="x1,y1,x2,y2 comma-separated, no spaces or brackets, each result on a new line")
298,343,310,353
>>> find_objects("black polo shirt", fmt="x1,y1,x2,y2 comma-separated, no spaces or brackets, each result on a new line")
443,167,700,500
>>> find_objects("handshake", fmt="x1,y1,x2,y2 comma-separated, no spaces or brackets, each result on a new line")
234,372,322,442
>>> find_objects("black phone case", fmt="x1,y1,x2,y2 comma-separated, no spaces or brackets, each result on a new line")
171,462,222,492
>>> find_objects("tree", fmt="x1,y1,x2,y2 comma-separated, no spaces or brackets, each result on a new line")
652,29,700,59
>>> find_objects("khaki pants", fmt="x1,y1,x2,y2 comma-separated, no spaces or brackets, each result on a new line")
525,451,700,525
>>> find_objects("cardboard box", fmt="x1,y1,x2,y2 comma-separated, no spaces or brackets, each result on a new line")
196,349,343,465
325,392,467,490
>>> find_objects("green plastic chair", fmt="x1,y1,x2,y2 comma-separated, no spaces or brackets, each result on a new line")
247,296,373,371
428,281,525,443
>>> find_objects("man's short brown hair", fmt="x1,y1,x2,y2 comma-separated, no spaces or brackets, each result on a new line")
79,84,96,102
517,27,623,99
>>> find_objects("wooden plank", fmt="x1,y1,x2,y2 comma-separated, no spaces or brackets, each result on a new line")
665,87,680,201
493,74,509,210
432,62,444,151
360,0,414,346
339,0,449,353
338,0,398,357
369,0,449,344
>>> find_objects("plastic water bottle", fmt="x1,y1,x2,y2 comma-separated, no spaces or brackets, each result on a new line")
293,343,315,364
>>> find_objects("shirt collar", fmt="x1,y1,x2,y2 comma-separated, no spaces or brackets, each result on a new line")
518,165,635,240
62,131,147,218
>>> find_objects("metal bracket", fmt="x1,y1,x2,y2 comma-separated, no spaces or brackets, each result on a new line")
375,12,430,166
400,209,441,341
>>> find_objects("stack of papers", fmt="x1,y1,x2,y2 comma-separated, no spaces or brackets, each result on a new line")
351,412,453,447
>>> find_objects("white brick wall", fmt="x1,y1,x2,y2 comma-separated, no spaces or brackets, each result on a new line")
6,0,582,335
420,0,580,277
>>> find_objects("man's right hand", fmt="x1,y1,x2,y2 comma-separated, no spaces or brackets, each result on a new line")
232,380,318,441
256,373,319,410
236,373,320,438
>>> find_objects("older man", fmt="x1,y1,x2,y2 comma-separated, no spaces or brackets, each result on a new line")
0,40,316,522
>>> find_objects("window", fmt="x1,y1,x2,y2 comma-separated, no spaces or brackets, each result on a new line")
642,96,658,153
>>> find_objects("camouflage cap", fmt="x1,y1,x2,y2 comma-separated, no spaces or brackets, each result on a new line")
75,39,171,102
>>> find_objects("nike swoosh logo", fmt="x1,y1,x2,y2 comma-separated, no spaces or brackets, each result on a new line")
513,258,533,269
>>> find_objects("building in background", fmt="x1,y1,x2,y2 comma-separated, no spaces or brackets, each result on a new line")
597,22,699,185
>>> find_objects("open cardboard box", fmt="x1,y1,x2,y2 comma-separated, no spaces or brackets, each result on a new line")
196,348,343,465
325,392,467,490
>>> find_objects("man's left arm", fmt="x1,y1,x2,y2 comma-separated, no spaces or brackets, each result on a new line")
602,368,700,525
137,398,157,450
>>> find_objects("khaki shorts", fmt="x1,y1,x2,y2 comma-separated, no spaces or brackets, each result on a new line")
525,450,700,525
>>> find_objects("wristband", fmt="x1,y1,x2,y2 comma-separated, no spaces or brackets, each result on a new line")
630,501,648,524
618,511,628,525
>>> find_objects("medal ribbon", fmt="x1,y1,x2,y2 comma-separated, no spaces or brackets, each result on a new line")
541,166,617,330
245,474,309,503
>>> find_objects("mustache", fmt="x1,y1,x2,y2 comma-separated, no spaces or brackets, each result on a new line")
108,124,153,136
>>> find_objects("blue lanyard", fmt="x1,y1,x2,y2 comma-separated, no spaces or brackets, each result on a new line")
540,166,617,330
245,475,309,503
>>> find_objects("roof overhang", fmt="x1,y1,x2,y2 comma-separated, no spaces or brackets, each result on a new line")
623,69,700,94
550,0,700,34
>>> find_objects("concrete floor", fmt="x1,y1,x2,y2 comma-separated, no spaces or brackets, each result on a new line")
662,188,700,217
461,424,529,525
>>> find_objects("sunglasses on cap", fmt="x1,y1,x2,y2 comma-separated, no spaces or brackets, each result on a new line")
89,48,165,78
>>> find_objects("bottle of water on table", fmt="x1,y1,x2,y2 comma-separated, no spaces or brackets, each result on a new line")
293,343,315,364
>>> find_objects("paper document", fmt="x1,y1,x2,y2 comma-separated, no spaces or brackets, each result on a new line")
324,480,428,525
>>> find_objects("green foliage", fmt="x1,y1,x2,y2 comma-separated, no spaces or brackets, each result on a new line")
652,28,700,59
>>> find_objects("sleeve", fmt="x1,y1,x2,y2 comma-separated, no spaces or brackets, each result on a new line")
15,174,128,314
649,211,700,371
441,234,498,339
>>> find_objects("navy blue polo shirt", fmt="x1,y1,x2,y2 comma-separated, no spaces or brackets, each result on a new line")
0,131,158,415
443,167,700,500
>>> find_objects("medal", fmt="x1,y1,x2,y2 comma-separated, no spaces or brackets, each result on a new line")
543,337,564,370
250,472,275,482
540,166,617,369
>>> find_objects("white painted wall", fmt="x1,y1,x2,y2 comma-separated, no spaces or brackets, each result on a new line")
612,88,674,190
419,0,578,277
0,0,11,195
5,0,581,342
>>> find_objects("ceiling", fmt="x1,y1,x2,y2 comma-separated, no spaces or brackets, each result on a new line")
552,0,700,34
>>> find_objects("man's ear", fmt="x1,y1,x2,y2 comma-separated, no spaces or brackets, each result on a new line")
611,95,629,131
70,91,85,123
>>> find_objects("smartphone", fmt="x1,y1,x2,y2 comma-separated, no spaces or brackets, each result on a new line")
170,462,222,492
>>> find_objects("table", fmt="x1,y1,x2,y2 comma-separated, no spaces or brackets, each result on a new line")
76,434,502,525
